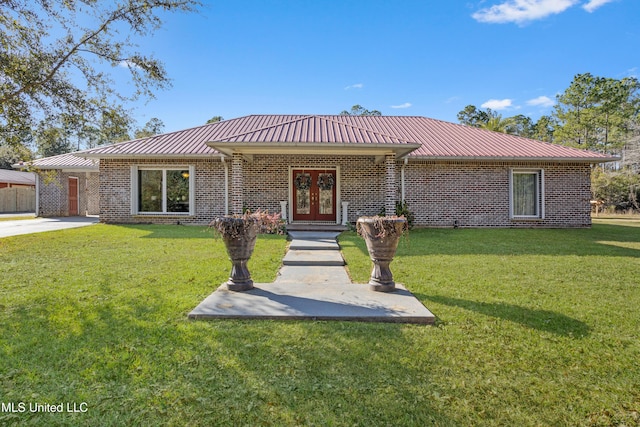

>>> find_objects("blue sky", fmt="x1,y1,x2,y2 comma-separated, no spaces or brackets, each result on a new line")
121,0,639,133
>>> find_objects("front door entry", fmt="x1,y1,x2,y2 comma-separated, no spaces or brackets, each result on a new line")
292,169,337,222
68,177,79,216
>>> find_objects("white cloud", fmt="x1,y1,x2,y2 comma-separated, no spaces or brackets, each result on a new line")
344,83,363,90
391,102,412,109
472,0,578,24
481,99,513,110
583,0,615,12
526,95,555,107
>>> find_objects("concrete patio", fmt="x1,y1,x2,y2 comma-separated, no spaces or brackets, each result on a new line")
189,231,436,324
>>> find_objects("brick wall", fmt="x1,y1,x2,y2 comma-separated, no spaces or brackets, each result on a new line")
38,170,65,217
231,153,243,214
38,171,99,217
96,155,592,228
403,160,592,228
241,155,385,222
99,158,226,224
86,172,100,215
385,153,396,214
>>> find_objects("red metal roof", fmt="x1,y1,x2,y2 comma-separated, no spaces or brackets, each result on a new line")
215,115,409,144
76,114,615,162
21,153,99,170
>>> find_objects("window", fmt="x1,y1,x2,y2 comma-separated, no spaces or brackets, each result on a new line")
510,169,544,219
133,166,194,215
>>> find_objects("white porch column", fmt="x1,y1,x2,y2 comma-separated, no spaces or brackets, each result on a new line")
231,152,243,215
341,201,349,225
280,200,288,223
385,153,397,215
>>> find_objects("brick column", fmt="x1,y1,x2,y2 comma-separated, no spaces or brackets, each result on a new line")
231,153,243,215
385,153,396,215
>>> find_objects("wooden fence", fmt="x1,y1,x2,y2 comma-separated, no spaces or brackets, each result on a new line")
0,187,36,213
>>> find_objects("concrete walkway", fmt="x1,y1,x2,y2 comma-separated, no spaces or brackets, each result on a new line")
189,231,435,324
0,216,99,238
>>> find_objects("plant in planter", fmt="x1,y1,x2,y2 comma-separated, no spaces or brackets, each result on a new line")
209,209,284,291
356,215,408,292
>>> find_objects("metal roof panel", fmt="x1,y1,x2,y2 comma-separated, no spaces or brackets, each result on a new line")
74,114,615,162
0,169,36,185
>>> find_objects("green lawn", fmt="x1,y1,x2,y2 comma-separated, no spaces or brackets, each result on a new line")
1,222,639,426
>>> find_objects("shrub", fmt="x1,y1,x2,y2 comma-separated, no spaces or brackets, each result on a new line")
592,167,640,212
378,200,415,229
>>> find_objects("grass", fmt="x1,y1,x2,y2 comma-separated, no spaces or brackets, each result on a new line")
1,223,639,426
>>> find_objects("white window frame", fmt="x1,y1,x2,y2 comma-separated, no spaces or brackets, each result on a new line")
509,169,545,219
131,165,195,215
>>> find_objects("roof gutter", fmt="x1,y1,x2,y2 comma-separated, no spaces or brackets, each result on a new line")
76,153,222,160
407,155,620,163
13,162,98,173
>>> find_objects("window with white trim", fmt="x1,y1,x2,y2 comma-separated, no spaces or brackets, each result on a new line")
132,166,194,215
510,169,544,219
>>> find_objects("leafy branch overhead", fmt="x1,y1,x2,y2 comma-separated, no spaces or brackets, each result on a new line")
0,0,201,145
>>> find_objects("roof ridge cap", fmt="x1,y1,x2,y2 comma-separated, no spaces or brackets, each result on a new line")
319,115,417,144
215,115,316,142
215,114,416,144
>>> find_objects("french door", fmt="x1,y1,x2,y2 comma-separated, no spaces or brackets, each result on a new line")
292,169,337,222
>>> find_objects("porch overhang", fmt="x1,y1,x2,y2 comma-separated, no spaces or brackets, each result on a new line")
206,141,421,161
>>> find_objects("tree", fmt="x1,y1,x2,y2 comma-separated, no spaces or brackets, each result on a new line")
0,0,200,147
30,107,133,155
134,118,165,139
340,105,382,116
457,105,516,134
621,119,640,171
457,105,514,134
591,167,640,212
35,123,73,158
457,105,490,127
532,115,556,143
553,73,640,152
505,114,536,138
458,105,556,140
98,107,133,144
206,116,224,124
481,113,514,133
0,144,32,169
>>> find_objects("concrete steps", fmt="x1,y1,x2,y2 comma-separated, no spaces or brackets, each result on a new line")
283,231,345,266
188,230,437,324
285,224,347,232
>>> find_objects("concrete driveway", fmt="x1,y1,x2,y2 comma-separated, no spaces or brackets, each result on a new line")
0,216,99,238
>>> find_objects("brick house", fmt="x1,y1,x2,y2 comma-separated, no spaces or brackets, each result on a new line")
32,115,615,227
18,153,100,217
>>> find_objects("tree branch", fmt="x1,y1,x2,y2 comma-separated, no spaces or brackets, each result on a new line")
0,1,194,104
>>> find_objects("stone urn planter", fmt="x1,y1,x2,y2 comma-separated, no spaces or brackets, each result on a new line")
356,216,408,292
210,215,258,291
